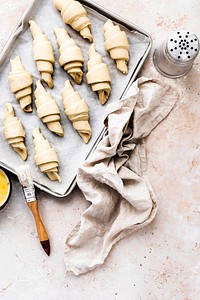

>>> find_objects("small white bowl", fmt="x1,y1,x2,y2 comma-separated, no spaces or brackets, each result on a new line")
0,168,12,210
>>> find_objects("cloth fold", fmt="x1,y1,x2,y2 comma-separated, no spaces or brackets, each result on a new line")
64,77,179,275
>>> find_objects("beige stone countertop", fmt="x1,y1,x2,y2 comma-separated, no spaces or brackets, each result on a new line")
0,1,200,299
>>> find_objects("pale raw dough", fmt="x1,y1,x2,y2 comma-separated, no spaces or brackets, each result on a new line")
53,0,93,42
34,80,64,137
3,103,28,161
29,20,55,88
86,44,111,105
103,20,129,74
8,56,33,112
54,27,84,84
61,80,92,143
33,128,61,182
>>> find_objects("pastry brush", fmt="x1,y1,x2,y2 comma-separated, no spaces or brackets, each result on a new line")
16,165,50,256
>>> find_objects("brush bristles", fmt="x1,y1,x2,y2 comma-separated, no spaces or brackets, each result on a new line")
16,165,34,188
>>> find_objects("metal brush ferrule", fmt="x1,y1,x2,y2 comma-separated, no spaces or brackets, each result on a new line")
23,186,36,203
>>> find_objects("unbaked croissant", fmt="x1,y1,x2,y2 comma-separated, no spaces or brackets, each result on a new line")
53,0,93,43
103,20,129,74
29,20,55,88
61,80,92,143
33,128,61,182
34,80,64,137
86,44,111,105
8,56,33,112
54,27,84,84
3,103,28,161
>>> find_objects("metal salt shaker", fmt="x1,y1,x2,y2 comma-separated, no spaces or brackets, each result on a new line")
153,30,199,78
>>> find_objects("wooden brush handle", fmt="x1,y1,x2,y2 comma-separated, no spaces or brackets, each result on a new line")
27,200,49,242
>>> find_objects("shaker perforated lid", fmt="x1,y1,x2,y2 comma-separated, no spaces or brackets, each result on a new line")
167,30,199,63
153,30,200,78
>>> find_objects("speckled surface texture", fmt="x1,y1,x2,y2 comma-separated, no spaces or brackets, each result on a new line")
0,1,200,299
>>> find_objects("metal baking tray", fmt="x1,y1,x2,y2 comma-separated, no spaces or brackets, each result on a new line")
0,0,152,197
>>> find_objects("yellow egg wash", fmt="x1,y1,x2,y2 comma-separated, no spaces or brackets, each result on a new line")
0,171,9,206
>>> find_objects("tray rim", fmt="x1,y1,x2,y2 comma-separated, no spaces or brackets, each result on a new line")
0,0,152,198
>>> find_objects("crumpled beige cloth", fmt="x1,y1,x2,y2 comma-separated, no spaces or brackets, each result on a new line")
64,77,179,275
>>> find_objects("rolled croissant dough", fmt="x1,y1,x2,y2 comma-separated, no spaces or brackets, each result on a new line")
8,56,33,112
3,103,28,161
61,80,92,144
86,44,111,105
33,127,62,182
54,27,84,85
29,20,55,88
34,80,64,137
104,19,129,74
53,0,93,43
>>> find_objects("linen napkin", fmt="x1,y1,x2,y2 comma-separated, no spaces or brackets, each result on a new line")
64,77,179,275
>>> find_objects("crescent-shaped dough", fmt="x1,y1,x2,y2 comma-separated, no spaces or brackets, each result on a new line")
3,103,28,161
61,80,92,143
53,0,93,43
33,128,61,182
86,44,111,105
29,20,55,88
8,56,33,112
103,20,129,74
34,80,64,137
54,27,84,84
